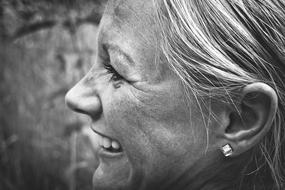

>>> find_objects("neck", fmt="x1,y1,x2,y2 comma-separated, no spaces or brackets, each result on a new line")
161,152,246,190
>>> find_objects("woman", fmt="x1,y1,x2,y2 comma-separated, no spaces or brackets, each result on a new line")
65,0,285,189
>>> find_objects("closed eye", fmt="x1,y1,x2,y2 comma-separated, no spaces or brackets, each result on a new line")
103,63,124,82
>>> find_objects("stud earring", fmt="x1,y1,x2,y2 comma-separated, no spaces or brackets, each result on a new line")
221,144,233,157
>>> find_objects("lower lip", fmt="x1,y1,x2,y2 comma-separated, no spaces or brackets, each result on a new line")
98,147,124,159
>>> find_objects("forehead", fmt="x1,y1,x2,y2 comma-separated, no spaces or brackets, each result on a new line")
105,0,155,26
98,0,166,81
100,0,158,45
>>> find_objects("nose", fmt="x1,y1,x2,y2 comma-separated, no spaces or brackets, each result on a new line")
65,78,102,118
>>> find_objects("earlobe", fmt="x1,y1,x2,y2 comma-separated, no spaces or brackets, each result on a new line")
222,82,278,157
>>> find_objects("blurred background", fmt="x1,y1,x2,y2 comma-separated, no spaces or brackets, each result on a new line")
0,0,106,189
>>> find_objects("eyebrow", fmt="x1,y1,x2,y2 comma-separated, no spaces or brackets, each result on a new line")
103,43,136,67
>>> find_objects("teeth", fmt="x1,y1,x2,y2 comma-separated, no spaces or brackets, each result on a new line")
97,133,121,151
103,137,111,149
111,141,120,150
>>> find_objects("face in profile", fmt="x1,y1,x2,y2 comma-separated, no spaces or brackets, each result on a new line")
65,0,211,189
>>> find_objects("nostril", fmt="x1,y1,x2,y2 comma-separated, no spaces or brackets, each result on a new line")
73,108,89,115
74,108,82,113
65,88,85,113
65,86,102,118
65,92,87,114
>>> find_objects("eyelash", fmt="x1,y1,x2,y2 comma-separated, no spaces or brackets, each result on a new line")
103,63,124,82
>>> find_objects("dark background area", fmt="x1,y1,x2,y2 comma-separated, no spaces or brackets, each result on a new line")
0,1,106,189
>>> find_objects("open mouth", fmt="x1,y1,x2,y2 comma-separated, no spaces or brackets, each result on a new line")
93,129,123,154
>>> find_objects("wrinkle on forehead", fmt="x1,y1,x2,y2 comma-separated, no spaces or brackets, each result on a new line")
99,0,169,83
105,0,156,28
101,0,161,57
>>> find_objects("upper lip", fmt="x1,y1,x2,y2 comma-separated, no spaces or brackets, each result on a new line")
91,126,120,143
91,126,124,157
91,127,110,138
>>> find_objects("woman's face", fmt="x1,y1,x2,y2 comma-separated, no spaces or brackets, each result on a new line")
65,0,209,189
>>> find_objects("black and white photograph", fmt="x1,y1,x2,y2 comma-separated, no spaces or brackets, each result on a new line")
0,1,285,190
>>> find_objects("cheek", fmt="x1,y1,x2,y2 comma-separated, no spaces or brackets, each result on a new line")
105,84,208,163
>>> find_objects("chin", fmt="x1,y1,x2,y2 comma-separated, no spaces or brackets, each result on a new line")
92,155,144,190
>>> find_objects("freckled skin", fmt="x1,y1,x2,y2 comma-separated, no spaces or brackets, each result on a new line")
65,0,218,190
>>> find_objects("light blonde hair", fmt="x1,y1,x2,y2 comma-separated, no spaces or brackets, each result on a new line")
154,0,285,189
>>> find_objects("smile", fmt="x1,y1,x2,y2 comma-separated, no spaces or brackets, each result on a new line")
92,128,123,155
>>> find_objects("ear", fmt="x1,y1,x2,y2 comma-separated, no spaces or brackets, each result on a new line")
217,82,278,157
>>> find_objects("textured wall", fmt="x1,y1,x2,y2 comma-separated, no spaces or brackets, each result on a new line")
0,1,105,189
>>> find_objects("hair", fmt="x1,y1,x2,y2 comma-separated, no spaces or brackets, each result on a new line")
154,0,285,189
